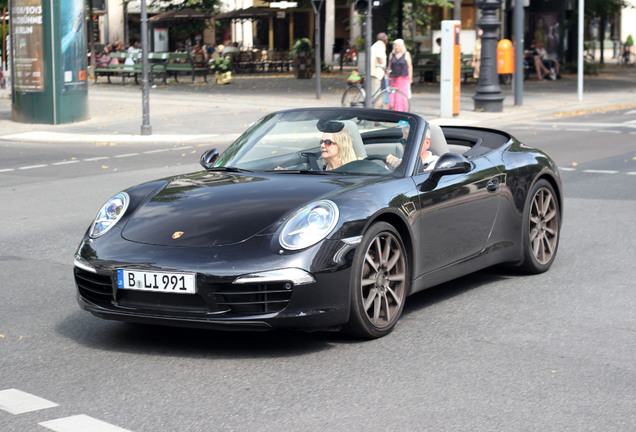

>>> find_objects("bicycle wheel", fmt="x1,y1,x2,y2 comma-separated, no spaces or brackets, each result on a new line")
372,88,410,112
341,86,366,107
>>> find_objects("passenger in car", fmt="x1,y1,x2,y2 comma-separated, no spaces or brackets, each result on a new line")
386,125,439,171
320,128,357,171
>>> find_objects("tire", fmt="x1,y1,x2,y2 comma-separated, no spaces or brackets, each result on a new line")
372,88,411,112
344,222,409,338
341,86,365,107
519,179,561,274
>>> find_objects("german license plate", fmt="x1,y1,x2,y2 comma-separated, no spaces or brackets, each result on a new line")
117,269,196,294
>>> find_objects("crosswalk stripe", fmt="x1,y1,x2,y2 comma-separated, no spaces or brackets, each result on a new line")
39,414,133,432
0,388,59,415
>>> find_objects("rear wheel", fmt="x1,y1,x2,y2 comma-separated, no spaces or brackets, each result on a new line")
372,88,410,112
519,179,561,273
344,222,408,338
341,86,365,107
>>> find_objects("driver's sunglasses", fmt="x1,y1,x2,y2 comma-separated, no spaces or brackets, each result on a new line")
320,139,337,147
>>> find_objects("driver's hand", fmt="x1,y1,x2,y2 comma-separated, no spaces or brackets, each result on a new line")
386,154,401,170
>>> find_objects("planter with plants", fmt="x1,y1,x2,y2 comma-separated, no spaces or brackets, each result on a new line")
209,57,232,84
290,38,314,79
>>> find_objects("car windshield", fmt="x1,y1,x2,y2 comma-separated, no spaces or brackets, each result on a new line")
214,108,422,176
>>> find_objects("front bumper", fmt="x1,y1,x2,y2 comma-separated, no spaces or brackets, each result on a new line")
74,233,357,331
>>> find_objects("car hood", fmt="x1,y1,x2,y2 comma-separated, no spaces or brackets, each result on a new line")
121,171,352,247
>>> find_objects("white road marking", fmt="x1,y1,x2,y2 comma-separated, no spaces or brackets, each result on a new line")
559,167,577,171
18,164,48,170
114,153,140,158
599,130,622,134
0,168,15,173
0,389,59,415
53,160,80,166
627,172,636,176
39,414,133,432
523,121,636,128
143,149,168,154
84,157,110,161
0,131,216,143
565,128,591,132
583,169,619,174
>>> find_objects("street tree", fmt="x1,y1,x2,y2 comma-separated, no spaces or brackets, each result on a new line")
585,0,630,64
150,0,221,43
385,0,453,49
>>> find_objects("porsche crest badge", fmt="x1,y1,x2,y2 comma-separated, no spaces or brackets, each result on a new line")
172,231,184,239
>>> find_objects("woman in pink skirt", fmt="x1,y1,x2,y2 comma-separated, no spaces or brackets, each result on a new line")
388,39,413,112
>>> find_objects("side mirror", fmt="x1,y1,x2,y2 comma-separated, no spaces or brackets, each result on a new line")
430,153,471,180
199,148,220,170
420,153,471,191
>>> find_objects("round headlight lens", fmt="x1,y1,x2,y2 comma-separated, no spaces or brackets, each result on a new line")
89,193,130,238
280,200,339,250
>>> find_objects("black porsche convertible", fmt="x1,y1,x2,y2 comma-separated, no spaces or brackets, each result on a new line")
74,108,562,338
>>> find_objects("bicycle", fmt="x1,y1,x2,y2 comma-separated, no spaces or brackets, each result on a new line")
341,73,410,112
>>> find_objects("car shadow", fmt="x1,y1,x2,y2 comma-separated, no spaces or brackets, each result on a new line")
56,310,344,359
57,268,513,358
402,267,510,316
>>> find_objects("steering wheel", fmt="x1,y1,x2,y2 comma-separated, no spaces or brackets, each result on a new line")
301,151,322,171
364,155,387,163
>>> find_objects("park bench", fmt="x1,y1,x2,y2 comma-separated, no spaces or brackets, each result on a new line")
94,52,171,85
166,52,209,83
94,52,138,85
136,52,170,84
412,53,475,83
412,53,439,82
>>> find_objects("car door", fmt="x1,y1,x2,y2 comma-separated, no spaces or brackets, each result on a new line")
413,155,503,276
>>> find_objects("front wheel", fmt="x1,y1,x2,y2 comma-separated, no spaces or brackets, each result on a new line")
344,222,409,338
341,85,365,107
372,88,410,112
519,179,561,274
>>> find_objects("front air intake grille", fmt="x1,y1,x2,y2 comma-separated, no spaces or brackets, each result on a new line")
214,283,292,315
75,268,113,305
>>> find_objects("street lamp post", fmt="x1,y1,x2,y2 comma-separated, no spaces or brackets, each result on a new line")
311,0,324,99
473,0,504,112
140,0,151,135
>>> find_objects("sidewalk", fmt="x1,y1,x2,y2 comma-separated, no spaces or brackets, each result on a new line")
1,65,634,144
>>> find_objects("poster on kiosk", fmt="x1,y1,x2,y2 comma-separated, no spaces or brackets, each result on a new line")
440,20,461,117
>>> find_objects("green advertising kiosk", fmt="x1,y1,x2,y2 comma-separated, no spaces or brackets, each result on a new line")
10,0,88,124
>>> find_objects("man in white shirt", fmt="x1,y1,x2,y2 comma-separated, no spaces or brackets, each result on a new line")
370,32,388,96
386,124,439,172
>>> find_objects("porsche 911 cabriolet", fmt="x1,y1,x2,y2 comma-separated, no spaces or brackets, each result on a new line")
74,108,562,338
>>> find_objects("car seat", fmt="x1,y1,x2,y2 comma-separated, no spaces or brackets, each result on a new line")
428,123,450,156
341,120,367,159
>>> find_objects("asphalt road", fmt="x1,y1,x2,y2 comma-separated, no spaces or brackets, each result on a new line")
1,108,635,432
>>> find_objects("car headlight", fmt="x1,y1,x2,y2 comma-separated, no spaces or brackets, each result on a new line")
89,192,130,238
280,200,339,250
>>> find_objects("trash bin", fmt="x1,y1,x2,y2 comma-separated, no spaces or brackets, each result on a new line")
497,39,514,85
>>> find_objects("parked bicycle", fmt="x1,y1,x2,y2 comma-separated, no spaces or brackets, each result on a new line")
341,71,410,112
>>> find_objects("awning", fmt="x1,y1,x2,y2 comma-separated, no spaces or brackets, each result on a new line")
149,8,211,22
214,7,277,21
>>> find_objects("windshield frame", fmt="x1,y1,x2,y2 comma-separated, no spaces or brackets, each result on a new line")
213,108,426,178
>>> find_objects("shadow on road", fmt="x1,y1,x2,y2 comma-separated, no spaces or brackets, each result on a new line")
57,267,513,357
